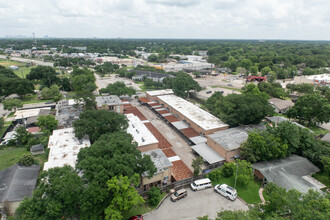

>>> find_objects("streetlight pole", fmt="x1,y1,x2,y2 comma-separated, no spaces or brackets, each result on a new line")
234,162,238,189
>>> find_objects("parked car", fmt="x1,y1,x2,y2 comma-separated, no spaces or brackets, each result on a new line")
129,215,143,220
206,90,212,94
214,184,237,201
190,178,212,191
171,188,187,202
227,84,233,87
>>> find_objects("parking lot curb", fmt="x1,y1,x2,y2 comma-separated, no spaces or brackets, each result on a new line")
143,193,171,217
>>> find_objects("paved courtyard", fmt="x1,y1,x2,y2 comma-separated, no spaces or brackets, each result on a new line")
144,187,249,220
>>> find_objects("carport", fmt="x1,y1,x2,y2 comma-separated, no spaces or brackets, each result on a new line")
192,143,225,169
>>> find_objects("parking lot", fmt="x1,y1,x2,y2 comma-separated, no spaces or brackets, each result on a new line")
144,187,249,220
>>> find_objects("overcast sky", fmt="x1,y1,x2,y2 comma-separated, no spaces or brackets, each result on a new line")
0,0,329,40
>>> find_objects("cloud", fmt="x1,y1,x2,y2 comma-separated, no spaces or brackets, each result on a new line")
0,0,328,40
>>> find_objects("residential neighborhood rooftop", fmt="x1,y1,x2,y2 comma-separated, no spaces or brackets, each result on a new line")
141,149,172,176
192,143,225,164
43,128,91,171
14,107,51,120
95,95,122,108
0,164,40,203
158,95,228,131
126,113,159,147
253,155,322,193
208,124,266,151
269,98,294,110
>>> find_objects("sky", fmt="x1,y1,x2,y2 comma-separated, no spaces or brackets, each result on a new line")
0,0,329,40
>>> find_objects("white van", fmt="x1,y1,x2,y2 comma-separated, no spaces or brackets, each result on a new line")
190,178,212,191
214,184,237,201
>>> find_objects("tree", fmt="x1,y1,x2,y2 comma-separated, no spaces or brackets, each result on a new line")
2,78,34,98
147,186,162,206
261,66,271,76
73,110,128,143
36,115,58,132
27,66,59,88
0,117,4,130
17,154,37,166
104,175,145,220
2,99,23,111
286,83,314,95
99,81,136,96
208,93,274,126
240,59,252,71
172,72,202,98
192,156,204,176
41,84,63,102
76,132,156,218
287,93,330,126
240,131,287,163
258,82,288,98
250,65,258,75
13,126,34,147
16,166,84,219
235,160,253,186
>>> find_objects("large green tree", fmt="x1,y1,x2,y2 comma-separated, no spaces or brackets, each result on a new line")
287,93,330,126
36,115,58,133
73,110,128,143
16,166,84,220
1,78,34,98
41,84,63,102
76,131,156,218
241,131,288,163
104,175,144,220
99,81,136,96
207,93,274,126
2,98,23,111
171,72,202,98
27,66,60,88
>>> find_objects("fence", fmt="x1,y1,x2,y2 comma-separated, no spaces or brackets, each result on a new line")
138,173,208,197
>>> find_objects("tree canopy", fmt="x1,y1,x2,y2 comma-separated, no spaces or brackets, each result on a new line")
27,66,60,88
171,72,201,98
2,98,23,111
287,93,330,126
99,81,136,96
36,115,58,133
1,78,34,97
73,110,128,143
41,84,63,102
207,92,274,127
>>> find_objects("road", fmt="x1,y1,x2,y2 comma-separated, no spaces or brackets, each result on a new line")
144,187,249,220
0,55,54,67
94,73,141,92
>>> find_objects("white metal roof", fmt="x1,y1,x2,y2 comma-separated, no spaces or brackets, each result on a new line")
192,143,225,164
43,128,91,171
158,95,228,131
126,114,159,147
14,107,51,120
146,89,174,97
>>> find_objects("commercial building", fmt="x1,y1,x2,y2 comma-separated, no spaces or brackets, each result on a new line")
126,113,159,152
141,149,172,190
146,89,174,101
0,165,40,214
206,125,265,162
157,95,228,135
43,128,91,171
95,95,123,113
56,99,83,128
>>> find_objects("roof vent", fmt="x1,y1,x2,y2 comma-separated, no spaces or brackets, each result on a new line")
142,137,145,142
151,151,158,158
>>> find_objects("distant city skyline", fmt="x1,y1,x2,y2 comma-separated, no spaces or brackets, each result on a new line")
0,0,329,41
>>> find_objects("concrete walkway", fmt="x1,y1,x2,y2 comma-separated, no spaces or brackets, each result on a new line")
259,187,266,204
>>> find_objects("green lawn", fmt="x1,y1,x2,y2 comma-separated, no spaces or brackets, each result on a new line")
212,176,261,204
0,59,23,67
21,94,52,105
123,192,167,219
312,171,330,189
0,121,11,138
309,127,329,136
7,112,15,118
0,146,48,171
13,66,33,78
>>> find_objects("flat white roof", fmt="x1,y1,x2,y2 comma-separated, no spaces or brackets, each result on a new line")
14,107,51,120
192,143,225,164
158,95,228,131
43,127,91,171
146,89,174,97
126,114,159,147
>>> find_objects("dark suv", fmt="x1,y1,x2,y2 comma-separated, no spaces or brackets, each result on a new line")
171,189,187,202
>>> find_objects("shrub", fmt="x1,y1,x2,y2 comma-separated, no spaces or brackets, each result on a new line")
221,162,236,177
18,154,37,166
147,187,162,206
207,168,222,182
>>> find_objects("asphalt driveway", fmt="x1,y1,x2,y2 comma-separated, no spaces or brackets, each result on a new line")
144,188,249,220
